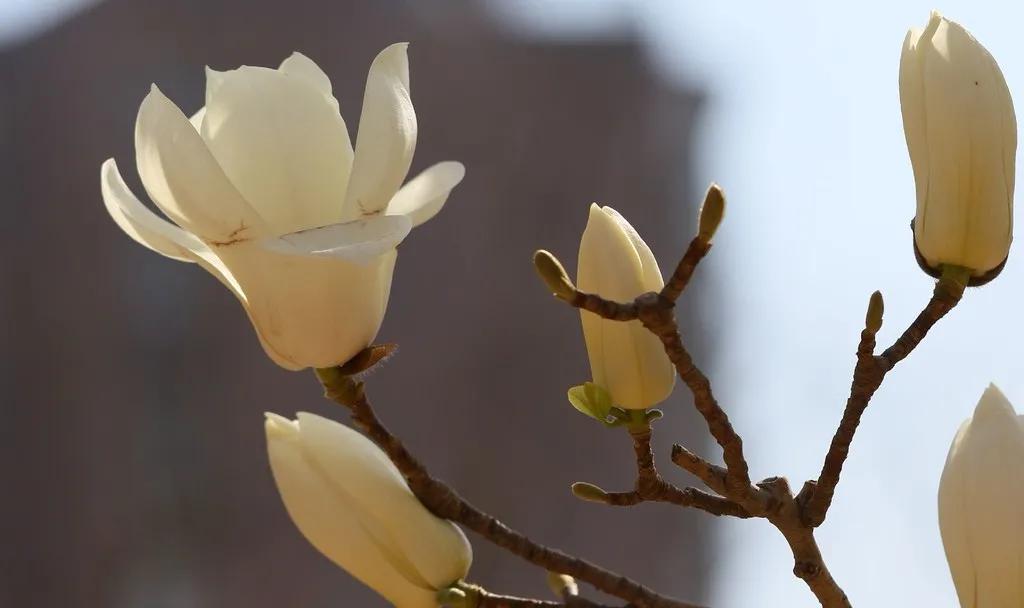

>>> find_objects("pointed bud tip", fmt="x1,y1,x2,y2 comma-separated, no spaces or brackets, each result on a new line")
698,184,726,242
570,481,610,503
865,291,884,332
264,412,300,439
533,250,576,301
974,383,1018,421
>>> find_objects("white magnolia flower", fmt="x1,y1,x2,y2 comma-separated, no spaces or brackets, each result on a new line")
938,384,1024,607
265,412,472,608
901,12,1016,278
101,44,465,369
576,204,674,410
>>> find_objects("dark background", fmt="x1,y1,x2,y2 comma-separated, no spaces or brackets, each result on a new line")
0,1,718,606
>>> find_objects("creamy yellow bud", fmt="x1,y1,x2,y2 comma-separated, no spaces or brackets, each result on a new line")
265,412,472,607
576,204,675,409
901,12,1016,279
938,384,1024,607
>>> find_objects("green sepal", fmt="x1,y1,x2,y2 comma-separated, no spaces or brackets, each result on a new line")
567,382,614,423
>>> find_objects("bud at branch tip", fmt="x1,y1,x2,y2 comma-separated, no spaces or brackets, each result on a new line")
571,481,610,503
865,291,884,333
698,183,726,243
533,250,577,301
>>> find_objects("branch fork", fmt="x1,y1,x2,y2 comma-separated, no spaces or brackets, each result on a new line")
315,184,963,608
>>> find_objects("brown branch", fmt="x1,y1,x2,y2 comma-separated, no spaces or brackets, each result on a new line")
469,585,622,607
670,444,728,496
315,368,705,608
569,291,638,321
757,478,850,608
476,597,563,608
660,237,712,302
641,239,850,606
633,293,764,512
594,425,751,518
800,279,963,527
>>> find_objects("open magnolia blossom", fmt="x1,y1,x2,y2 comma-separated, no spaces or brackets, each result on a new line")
938,384,1024,608
574,204,675,410
901,12,1016,279
265,412,472,608
101,44,465,369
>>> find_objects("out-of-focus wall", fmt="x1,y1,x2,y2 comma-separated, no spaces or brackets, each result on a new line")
0,1,715,606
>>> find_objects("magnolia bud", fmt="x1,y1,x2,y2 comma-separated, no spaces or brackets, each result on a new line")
265,412,473,607
576,204,675,409
865,291,884,333
938,384,1024,607
901,12,1016,281
533,249,576,301
698,184,726,243
571,481,611,503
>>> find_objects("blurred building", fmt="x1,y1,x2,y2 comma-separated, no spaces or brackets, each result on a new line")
0,1,716,606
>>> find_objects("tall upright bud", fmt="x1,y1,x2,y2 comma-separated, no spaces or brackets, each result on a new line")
901,12,1016,282
575,204,674,410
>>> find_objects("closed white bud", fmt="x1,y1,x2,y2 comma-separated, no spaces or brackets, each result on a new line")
938,384,1024,607
576,204,675,409
102,45,465,369
901,12,1016,278
265,412,472,608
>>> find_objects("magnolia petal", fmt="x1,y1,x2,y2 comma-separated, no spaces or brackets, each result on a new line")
296,413,473,591
204,66,227,108
578,205,641,409
265,414,439,608
212,241,397,369
100,158,299,369
279,52,334,96
577,205,674,409
599,207,675,405
386,161,465,227
200,66,354,235
601,206,665,292
938,384,1024,608
264,214,412,264
342,43,417,221
189,107,206,131
900,27,929,221
135,85,267,242
101,158,200,262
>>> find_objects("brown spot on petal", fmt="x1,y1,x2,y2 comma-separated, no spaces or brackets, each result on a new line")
210,222,251,247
